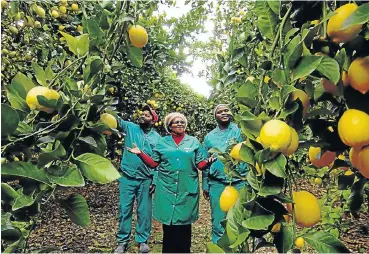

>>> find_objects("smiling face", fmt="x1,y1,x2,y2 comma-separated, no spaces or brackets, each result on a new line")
138,110,153,126
215,105,231,124
169,116,186,135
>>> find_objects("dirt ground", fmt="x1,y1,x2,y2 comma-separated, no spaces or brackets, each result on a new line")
28,178,369,253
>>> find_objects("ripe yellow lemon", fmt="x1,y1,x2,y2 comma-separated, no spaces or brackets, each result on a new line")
344,170,354,176
271,222,281,233
264,76,271,83
290,89,310,116
128,25,148,48
260,120,292,152
295,237,305,248
26,86,60,113
229,141,246,161
281,127,299,156
314,177,322,184
287,191,321,227
357,146,369,178
338,109,369,148
321,78,339,96
51,10,60,18
348,56,369,94
58,25,65,31
100,113,117,135
35,6,46,18
349,147,362,169
71,3,78,11
59,5,67,14
327,3,363,43
219,186,239,212
77,25,83,32
309,146,336,168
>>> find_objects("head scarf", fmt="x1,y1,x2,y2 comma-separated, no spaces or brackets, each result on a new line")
142,105,159,122
213,104,232,119
164,112,188,133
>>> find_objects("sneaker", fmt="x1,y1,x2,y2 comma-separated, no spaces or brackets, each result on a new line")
115,243,128,253
139,242,150,253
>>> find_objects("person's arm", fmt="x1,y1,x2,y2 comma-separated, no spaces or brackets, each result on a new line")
138,152,159,168
115,115,133,132
201,137,210,191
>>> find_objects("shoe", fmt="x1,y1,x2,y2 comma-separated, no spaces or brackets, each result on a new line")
139,242,150,253
115,243,128,253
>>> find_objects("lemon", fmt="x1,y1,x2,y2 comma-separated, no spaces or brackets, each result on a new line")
314,177,322,185
295,237,305,248
71,3,78,11
308,146,336,168
344,170,354,176
77,25,83,32
260,120,292,152
154,122,159,127
239,10,245,16
58,25,65,31
338,109,369,148
256,136,261,143
219,186,239,212
59,5,67,14
108,87,114,94
321,78,338,96
128,25,148,48
154,93,160,98
264,76,271,83
287,191,321,227
327,3,363,43
281,127,299,156
34,21,42,28
348,56,369,94
100,113,117,136
51,10,60,18
229,141,246,161
357,146,369,178
342,71,349,87
9,26,19,35
26,86,60,113
271,222,281,233
35,6,46,18
290,89,310,116
60,0,67,6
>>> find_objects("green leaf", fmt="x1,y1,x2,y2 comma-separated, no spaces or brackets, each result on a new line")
255,1,278,40
239,144,255,164
280,85,296,105
341,3,369,29
1,162,50,185
59,194,90,227
348,178,367,214
45,62,56,80
206,243,225,253
316,57,340,84
6,91,28,111
36,95,58,109
1,183,20,201
9,72,36,99
264,154,287,178
242,214,274,230
258,171,284,196
224,75,237,86
292,56,322,81
31,62,47,86
65,77,78,90
83,57,103,83
12,192,35,211
285,35,303,69
128,46,143,68
267,1,280,15
273,224,293,253
1,104,20,137
1,212,22,241
3,236,25,253
304,231,350,253
60,31,79,55
74,153,120,184
77,34,89,56
38,141,67,168
46,165,85,187
87,19,104,39
78,136,97,147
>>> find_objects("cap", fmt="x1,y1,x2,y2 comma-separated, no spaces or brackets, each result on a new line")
142,105,159,123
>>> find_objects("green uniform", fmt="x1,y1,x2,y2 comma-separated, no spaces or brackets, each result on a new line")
151,134,207,225
116,119,161,244
202,123,248,243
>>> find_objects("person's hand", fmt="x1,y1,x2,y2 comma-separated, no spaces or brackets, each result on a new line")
149,184,156,195
207,154,217,165
126,143,142,155
203,190,210,201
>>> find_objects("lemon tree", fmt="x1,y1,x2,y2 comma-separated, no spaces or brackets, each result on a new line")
205,1,369,253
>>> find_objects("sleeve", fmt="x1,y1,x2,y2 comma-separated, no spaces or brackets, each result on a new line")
115,115,131,132
202,136,210,191
195,141,208,165
152,169,158,185
151,145,161,163
138,152,159,168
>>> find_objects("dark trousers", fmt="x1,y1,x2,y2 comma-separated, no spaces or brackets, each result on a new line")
162,224,192,253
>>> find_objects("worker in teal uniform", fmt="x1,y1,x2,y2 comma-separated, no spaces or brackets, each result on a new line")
127,112,217,253
202,104,248,244
114,105,161,254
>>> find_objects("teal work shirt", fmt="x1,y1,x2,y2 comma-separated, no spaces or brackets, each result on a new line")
202,123,248,190
151,134,207,225
117,119,161,180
